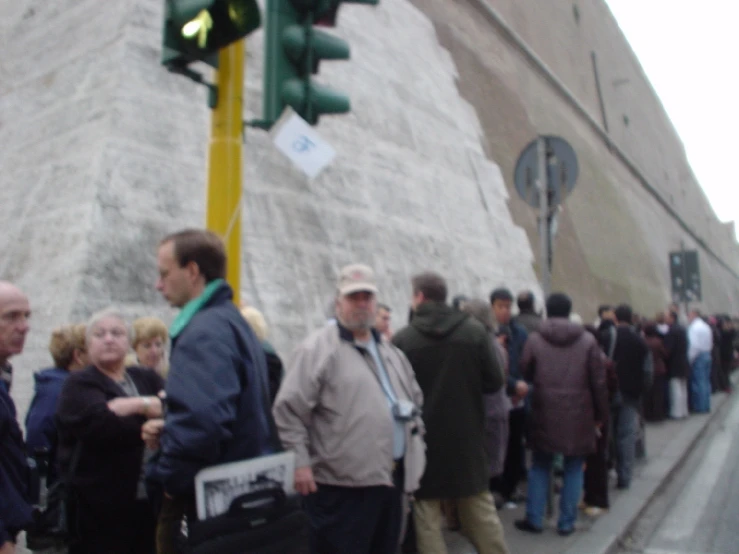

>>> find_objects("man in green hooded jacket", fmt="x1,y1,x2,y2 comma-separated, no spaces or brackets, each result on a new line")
393,272,509,554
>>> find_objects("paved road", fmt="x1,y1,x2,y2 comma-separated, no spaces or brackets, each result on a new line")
615,391,739,554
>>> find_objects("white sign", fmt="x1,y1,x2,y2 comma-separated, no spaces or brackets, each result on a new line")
272,108,336,179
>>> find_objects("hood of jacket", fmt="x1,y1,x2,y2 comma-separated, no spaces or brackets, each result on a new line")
538,318,585,346
34,367,69,387
411,301,469,338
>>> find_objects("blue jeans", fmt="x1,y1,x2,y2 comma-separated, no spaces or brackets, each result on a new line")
690,352,712,413
614,399,639,488
525,452,584,532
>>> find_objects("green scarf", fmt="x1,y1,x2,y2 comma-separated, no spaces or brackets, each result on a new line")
169,279,225,339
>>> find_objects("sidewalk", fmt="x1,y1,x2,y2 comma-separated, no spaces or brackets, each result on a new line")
443,383,734,554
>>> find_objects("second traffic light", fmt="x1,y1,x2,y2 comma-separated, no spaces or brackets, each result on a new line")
262,0,378,127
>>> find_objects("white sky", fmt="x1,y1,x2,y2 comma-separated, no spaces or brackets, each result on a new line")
605,1,739,237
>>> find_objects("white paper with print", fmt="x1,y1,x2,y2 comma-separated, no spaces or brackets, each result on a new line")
194,451,295,520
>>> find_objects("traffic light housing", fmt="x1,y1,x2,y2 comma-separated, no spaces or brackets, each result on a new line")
162,0,261,69
261,0,378,127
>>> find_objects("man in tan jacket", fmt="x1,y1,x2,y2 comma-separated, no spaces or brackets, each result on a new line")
273,264,426,554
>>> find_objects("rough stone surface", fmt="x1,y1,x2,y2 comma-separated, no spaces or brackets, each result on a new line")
0,0,540,420
0,0,737,423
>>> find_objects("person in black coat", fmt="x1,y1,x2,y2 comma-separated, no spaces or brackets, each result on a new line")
610,305,649,490
664,310,690,419
56,309,164,554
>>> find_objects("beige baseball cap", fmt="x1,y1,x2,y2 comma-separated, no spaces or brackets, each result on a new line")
337,264,379,296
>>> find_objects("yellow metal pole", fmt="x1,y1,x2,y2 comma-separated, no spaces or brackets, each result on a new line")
206,40,244,306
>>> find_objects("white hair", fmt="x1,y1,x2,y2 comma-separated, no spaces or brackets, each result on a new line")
86,307,131,343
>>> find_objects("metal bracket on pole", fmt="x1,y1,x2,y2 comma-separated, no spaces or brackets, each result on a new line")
167,65,219,109
537,137,551,301
245,119,274,131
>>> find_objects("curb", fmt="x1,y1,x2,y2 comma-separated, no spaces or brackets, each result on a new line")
564,376,737,554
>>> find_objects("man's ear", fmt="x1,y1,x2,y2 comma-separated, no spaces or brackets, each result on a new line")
185,261,200,281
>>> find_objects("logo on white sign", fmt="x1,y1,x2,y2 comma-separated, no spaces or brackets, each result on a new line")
272,109,336,179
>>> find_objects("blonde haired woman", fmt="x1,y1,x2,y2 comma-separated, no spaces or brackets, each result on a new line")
131,316,169,378
26,324,88,483
240,305,283,403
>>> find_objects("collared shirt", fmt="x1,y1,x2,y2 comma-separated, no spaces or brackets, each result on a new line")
1,362,12,393
359,337,406,460
688,318,713,363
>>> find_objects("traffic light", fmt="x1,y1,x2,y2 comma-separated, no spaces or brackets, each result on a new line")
261,0,378,127
162,0,261,69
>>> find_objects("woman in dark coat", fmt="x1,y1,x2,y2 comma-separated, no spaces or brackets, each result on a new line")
56,309,165,554
642,323,668,422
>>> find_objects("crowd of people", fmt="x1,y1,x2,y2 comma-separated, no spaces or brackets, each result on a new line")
0,229,736,554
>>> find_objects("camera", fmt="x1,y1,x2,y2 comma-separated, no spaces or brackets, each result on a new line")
392,400,417,422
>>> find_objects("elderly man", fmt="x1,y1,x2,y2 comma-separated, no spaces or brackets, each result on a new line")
0,282,32,554
375,303,393,341
273,264,426,554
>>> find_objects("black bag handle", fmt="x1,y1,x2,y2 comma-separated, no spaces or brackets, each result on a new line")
227,482,286,516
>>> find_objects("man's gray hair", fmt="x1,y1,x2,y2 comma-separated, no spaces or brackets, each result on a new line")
86,307,131,343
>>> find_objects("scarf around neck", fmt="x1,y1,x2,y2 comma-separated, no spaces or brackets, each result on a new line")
169,279,224,339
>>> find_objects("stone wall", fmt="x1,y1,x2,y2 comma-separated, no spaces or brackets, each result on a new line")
0,0,540,419
412,0,739,320
1,0,737,422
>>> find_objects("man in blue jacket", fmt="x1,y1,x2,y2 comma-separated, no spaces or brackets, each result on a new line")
146,229,275,550
0,281,32,553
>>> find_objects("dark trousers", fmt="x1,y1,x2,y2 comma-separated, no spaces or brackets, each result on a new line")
583,424,609,508
491,408,526,500
303,463,404,554
69,498,156,554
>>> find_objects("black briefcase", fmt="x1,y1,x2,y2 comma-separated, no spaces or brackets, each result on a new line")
183,484,311,554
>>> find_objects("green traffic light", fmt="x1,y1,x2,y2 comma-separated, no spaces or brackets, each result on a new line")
282,25,350,72
162,0,261,69
261,0,377,127
282,79,351,124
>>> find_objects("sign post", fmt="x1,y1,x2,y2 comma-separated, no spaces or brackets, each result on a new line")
514,135,579,304
537,137,550,299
